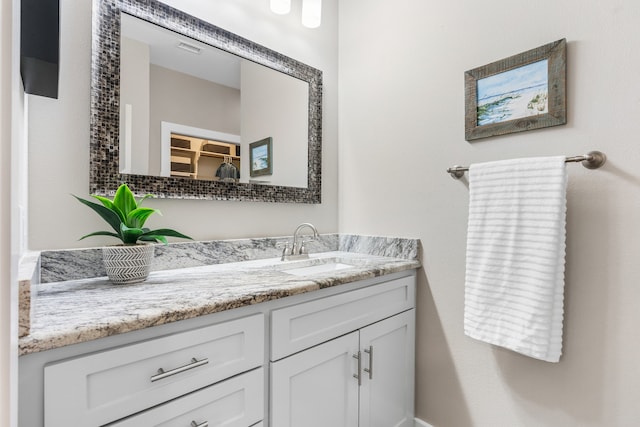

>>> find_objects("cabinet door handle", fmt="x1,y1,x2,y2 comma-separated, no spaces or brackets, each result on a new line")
363,346,373,380
150,357,209,382
191,421,209,427
352,351,362,386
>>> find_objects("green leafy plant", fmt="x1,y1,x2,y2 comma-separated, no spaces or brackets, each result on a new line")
74,183,192,245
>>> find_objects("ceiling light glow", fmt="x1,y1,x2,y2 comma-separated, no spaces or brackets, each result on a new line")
301,0,321,28
270,0,291,15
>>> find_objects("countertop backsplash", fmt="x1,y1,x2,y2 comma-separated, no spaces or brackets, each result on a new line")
39,234,339,283
38,234,420,283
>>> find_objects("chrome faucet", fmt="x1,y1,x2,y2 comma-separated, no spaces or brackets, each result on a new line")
281,222,319,261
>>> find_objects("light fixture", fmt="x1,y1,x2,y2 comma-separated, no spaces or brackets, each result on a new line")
270,0,291,15
301,0,321,28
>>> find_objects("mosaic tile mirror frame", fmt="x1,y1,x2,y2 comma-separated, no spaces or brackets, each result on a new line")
90,0,323,203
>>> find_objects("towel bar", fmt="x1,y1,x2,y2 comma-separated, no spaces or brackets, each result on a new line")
446,150,606,179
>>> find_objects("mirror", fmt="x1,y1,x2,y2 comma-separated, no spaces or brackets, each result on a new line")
91,0,322,203
120,14,309,188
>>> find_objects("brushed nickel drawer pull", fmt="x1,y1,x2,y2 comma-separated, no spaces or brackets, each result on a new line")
352,351,362,386
150,357,209,382
363,346,373,380
191,421,209,427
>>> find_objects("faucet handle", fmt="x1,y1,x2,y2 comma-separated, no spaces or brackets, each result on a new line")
281,242,293,261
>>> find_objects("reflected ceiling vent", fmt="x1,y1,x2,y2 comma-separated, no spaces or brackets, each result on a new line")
176,41,201,54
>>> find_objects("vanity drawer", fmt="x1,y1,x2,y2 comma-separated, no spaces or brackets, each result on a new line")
271,273,415,360
108,367,264,427
44,313,264,427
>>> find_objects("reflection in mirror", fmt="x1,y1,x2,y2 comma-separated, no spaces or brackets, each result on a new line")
91,0,322,203
119,13,309,188
166,132,240,182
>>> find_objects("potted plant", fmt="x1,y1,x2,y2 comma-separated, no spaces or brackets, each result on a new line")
74,183,192,284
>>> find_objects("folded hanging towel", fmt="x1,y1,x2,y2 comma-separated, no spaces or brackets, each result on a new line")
464,156,568,362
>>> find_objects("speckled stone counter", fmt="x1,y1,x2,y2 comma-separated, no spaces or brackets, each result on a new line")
19,235,421,356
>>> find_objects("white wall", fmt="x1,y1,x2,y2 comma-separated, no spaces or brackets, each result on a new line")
2,0,26,424
0,1,10,418
0,0,13,423
339,0,640,426
148,64,241,176
241,60,308,187
27,0,339,250
120,37,150,175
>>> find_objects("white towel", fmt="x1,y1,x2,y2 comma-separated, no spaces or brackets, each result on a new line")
464,156,567,362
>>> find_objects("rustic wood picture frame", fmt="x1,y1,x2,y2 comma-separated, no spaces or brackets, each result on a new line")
465,38,566,141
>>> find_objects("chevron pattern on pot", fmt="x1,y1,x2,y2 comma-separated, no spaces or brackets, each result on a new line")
102,244,155,285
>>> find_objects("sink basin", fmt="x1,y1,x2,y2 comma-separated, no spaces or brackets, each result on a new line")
278,257,357,277
283,262,354,277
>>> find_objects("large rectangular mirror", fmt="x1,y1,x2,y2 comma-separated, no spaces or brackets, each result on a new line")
91,0,322,203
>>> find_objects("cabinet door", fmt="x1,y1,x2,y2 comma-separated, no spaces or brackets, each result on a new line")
271,332,360,427
359,310,415,427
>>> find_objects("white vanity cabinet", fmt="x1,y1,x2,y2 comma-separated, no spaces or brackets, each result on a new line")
43,314,265,427
270,274,416,427
22,269,418,427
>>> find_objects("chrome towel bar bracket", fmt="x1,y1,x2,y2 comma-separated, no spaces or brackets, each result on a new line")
446,150,606,179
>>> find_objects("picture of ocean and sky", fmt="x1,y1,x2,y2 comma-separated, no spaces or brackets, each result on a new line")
252,144,269,171
476,59,549,126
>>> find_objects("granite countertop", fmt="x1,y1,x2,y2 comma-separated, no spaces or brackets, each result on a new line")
19,250,420,356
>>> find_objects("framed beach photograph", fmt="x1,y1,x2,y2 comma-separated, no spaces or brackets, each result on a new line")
249,137,273,177
465,39,566,141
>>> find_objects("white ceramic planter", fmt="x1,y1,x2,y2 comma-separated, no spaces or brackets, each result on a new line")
102,244,155,285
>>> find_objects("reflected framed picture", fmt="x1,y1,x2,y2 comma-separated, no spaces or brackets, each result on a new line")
249,137,273,177
465,38,566,141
